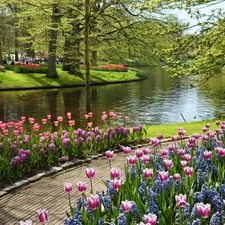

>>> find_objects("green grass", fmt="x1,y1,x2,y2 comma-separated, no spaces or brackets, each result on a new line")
0,68,138,88
144,120,219,139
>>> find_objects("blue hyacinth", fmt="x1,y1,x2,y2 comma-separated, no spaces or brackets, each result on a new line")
210,212,220,225
117,213,128,225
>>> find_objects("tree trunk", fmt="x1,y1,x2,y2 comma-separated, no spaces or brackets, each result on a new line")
15,30,19,61
62,39,71,71
85,0,91,114
46,4,60,78
91,50,97,65
0,42,3,64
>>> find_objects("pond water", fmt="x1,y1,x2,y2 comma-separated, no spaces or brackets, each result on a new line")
0,67,225,129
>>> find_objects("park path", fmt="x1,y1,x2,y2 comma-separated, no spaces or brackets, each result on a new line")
0,142,170,225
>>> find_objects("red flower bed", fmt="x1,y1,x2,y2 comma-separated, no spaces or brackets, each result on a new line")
102,64,128,72
14,63,44,68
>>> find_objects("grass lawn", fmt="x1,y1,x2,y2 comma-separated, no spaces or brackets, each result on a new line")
0,68,138,88
145,119,220,139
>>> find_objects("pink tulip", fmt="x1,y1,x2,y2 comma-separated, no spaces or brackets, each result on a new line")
174,173,181,181
157,134,163,140
135,149,143,158
102,115,108,120
193,133,200,140
178,128,186,136
33,123,40,131
111,179,121,191
216,147,225,157
84,114,89,119
203,151,212,160
124,116,129,120
87,194,100,210
102,111,107,115
85,168,96,179
202,134,208,142
42,118,47,124
205,123,210,129
158,171,169,182
67,112,71,119
121,200,133,212
180,160,188,168
88,112,93,117
208,132,215,139
64,183,73,193
168,145,175,152
123,146,131,155
54,121,59,127
160,149,168,158
150,138,159,147
77,181,87,193
222,124,225,130
1,123,6,129
19,127,24,133
184,166,193,177
177,149,185,157
47,115,51,119
171,136,178,142
21,116,26,121
105,150,114,159
183,154,192,163
3,129,8,135
110,168,121,179
215,128,221,134
87,122,92,127
143,168,153,179
163,159,173,169
37,209,49,223
143,213,157,225
13,129,19,136
68,120,75,126
19,220,33,225
216,121,221,126
28,117,34,123
202,127,208,133
175,194,187,208
57,116,63,121
109,111,116,118
196,203,211,218
143,148,151,155
141,155,150,163
127,156,137,166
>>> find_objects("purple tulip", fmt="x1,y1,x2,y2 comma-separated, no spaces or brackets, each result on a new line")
121,200,133,212
184,166,193,177
87,194,100,210
105,150,114,159
64,183,73,193
111,179,121,191
175,194,187,208
135,149,143,158
127,155,137,166
163,159,173,169
158,171,169,182
143,213,157,225
174,173,181,181
143,168,153,179
37,209,49,223
110,168,121,179
77,181,87,193
196,203,211,218
85,168,96,179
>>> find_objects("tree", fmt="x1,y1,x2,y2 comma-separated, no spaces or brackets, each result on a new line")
150,0,225,86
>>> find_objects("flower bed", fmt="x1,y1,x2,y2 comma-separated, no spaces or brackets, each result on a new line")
62,122,225,225
0,65,5,72
81,64,129,72
0,112,145,184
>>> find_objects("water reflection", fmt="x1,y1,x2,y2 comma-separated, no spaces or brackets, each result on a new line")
0,67,225,129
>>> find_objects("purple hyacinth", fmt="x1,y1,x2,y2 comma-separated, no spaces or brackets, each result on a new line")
10,156,21,167
103,132,108,140
25,149,31,159
96,135,101,144
40,148,45,156
49,143,56,153
62,138,70,148
59,156,69,163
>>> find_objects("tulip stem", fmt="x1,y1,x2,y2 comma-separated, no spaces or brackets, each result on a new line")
109,159,111,170
90,178,93,194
